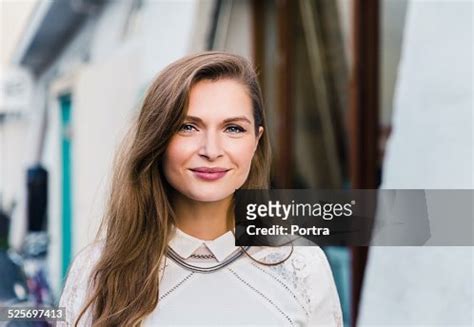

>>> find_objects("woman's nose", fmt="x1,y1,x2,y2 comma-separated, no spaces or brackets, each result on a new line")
198,131,224,160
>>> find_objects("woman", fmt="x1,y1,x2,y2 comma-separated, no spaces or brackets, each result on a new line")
59,51,343,326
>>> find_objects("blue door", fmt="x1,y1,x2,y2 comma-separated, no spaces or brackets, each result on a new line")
59,95,72,280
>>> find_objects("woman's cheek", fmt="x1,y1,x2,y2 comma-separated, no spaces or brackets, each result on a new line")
166,139,194,163
234,142,257,171
163,141,187,181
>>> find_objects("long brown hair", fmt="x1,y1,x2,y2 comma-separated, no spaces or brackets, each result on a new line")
74,52,272,326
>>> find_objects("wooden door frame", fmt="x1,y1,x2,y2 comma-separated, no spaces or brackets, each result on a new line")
349,0,380,326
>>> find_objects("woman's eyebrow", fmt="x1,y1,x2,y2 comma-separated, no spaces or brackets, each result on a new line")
223,116,252,124
185,115,252,124
184,116,203,123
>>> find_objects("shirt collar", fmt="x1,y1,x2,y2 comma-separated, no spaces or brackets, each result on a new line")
168,226,239,262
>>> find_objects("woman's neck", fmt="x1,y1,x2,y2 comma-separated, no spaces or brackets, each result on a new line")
172,193,233,240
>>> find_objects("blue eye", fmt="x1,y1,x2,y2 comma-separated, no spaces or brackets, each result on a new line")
226,125,246,134
179,124,197,132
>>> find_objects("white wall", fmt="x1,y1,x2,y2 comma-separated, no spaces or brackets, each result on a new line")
0,118,28,205
141,0,201,82
8,76,49,251
42,76,62,298
72,46,142,252
1,117,29,246
381,2,472,188
358,0,473,325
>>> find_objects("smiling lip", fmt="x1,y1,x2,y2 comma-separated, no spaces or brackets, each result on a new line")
189,167,230,181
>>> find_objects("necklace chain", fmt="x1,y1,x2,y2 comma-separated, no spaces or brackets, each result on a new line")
189,253,216,259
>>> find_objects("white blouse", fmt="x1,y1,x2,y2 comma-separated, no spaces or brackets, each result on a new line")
58,227,343,326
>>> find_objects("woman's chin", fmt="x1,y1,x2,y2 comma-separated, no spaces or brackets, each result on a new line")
187,189,234,203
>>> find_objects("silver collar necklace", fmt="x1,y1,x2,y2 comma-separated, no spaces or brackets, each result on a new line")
165,245,251,273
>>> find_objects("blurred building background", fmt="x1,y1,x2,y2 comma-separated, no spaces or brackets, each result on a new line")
0,0,472,326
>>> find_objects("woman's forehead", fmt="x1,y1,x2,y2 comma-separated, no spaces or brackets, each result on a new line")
187,79,253,120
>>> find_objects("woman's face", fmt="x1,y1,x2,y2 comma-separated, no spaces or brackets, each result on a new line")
163,79,264,203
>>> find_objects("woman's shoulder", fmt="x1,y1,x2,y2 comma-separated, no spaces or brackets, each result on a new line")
73,240,105,264
58,240,105,326
61,239,105,293
247,239,333,295
68,240,105,279
249,237,330,274
247,240,342,325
